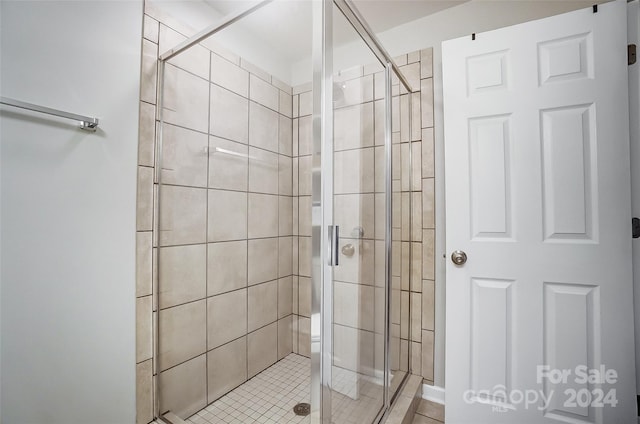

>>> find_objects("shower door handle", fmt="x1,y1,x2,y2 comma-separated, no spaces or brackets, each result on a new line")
329,225,340,266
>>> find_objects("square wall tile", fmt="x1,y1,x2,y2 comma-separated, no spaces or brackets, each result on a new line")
298,276,311,318
248,147,279,194
278,276,293,318
248,322,277,378
411,292,422,342
400,94,410,143
211,52,248,98
421,78,434,129
298,116,312,156
158,300,207,371
210,84,249,143
277,316,293,360
159,355,207,419
208,189,247,242
278,155,292,196
207,240,247,296
334,148,375,194
207,337,247,403
241,59,270,82
143,15,159,43
136,231,153,297
298,155,312,196
207,289,247,349
279,196,293,237
333,324,374,374
250,74,279,111
249,101,279,153
422,279,435,331
248,238,278,285
293,197,299,235
411,141,422,191
248,193,278,238
140,39,157,105
158,244,206,309
411,341,422,376
159,25,209,80
421,330,434,381
298,196,311,237
333,239,375,285
279,114,292,156
136,360,153,424
333,281,375,332
138,101,155,167
278,237,292,277
136,296,153,363
298,316,310,357
292,315,299,354
334,194,375,239
411,242,423,292
374,145,384,193
208,137,248,191
292,276,299,314
161,123,208,188
292,119,299,157
293,95,299,118
422,128,434,178
334,74,374,108
399,62,420,95
298,236,311,277
334,103,374,151
422,229,435,280
159,185,207,246
248,280,278,332
279,91,292,118
298,91,312,116
163,64,209,133
411,93,422,142
137,166,153,232
421,48,434,79
423,178,435,229
412,192,422,241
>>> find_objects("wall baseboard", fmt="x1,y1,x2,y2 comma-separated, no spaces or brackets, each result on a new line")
422,384,445,405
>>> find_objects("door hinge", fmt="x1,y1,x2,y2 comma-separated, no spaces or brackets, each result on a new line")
633,217,640,238
629,44,637,66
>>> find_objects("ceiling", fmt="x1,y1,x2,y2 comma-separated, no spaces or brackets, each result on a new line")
197,0,468,64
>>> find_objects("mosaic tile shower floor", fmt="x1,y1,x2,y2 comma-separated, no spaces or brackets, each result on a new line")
186,353,383,424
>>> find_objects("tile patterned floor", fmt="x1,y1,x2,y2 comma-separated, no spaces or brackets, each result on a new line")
188,354,310,424
186,353,386,424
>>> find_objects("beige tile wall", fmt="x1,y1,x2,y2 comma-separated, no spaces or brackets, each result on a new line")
135,6,295,423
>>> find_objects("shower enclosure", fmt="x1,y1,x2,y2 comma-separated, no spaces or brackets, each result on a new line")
153,1,415,422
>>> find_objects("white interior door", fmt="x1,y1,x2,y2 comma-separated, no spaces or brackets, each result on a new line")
443,2,636,423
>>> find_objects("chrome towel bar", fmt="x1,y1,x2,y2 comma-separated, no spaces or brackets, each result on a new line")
0,96,99,131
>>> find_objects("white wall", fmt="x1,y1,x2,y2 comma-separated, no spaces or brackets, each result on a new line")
0,1,142,423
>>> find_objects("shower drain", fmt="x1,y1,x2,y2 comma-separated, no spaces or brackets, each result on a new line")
293,402,311,416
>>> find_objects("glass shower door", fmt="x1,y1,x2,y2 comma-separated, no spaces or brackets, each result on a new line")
311,1,410,422
329,7,387,424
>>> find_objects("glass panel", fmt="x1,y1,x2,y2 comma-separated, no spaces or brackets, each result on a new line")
328,5,388,423
155,1,314,421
